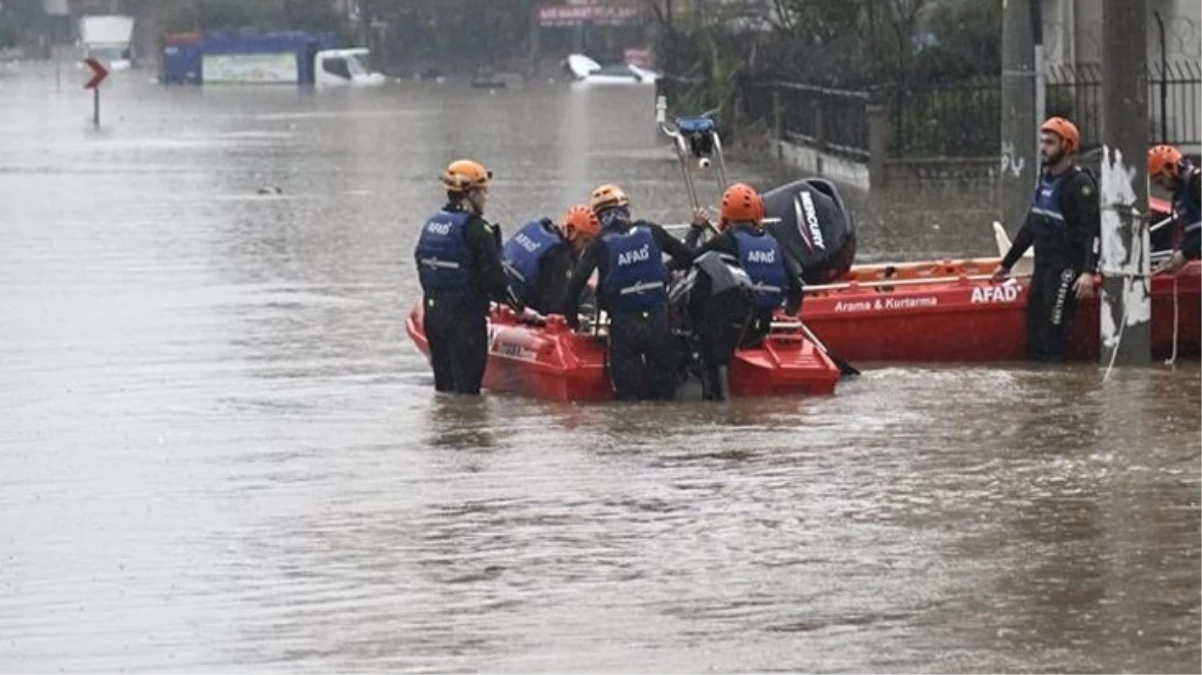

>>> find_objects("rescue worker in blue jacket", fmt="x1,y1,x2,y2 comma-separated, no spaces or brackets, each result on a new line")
560,184,695,401
992,117,1100,362
502,205,601,316
1148,144,1202,273
688,183,804,348
414,159,519,395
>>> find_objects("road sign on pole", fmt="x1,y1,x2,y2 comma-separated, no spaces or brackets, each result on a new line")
83,57,109,129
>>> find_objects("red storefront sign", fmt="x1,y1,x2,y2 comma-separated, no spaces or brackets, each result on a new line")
538,3,639,27
623,48,652,67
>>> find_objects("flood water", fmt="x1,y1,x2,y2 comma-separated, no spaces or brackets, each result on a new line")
1,64,1198,673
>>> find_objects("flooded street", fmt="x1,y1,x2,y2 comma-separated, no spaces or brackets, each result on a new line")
0,65,1198,672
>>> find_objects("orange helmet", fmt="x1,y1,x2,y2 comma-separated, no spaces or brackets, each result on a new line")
719,183,764,229
1040,116,1080,153
590,183,630,214
442,159,492,193
563,204,601,241
1148,144,1183,180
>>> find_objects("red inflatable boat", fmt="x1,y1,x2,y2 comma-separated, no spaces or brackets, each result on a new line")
801,256,1201,362
797,194,1199,362
405,302,842,401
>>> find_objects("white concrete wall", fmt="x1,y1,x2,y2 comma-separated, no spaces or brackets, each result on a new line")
773,139,871,192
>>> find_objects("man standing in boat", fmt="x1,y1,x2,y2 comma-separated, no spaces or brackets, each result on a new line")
1147,144,1201,274
414,159,519,395
501,205,601,316
688,183,804,347
561,184,694,401
992,116,1100,362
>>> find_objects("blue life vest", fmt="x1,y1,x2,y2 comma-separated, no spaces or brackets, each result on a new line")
1027,172,1066,236
414,209,471,292
502,218,563,304
601,224,669,312
733,229,788,310
1175,166,1201,234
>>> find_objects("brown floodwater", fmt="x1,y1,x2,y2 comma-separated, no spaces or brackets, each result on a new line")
0,63,1197,673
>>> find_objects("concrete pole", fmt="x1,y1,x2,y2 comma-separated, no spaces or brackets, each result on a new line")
1031,0,1045,140
1000,0,1037,232
1099,0,1150,367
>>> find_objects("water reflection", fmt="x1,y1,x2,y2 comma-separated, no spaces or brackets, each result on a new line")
423,395,498,452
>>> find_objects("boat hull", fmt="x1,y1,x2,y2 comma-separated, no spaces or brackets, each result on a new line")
802,258,1201,362
406,303,840,401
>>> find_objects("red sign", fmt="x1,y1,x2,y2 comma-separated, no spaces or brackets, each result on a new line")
538,3,639,27
623,48,651,68
83,57,108,89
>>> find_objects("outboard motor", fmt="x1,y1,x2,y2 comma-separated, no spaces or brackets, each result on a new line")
668,251,756,400
762,177,857,285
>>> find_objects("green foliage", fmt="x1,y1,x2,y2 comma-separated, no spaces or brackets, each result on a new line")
781,0,863,45
158,0,346,36
911,0,1002,81
655,0,1005,156
0,11,20,49
361,0,540,70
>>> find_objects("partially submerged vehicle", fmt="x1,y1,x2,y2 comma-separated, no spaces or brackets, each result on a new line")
161,30,385,86
566,53,660,86
315,49,386,87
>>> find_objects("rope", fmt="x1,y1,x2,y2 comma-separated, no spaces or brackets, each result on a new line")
1102,292,1130,383
1168,271,1177,365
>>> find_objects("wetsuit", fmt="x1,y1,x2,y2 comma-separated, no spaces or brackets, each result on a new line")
1172,164,1201,261
501,218,581,316
562,219,693,401
693,225,804,347
414,202,514,394
1000,166,1100,362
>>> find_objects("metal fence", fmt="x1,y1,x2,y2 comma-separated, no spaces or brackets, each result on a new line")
732,60,1201,160
738,79,871,158
880,77,1000,158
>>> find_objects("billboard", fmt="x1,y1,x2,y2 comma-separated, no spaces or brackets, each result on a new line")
623,48,651,67
202,53,298,84
538,3,639,27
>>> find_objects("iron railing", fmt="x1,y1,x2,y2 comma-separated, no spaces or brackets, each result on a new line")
728,60,1201,160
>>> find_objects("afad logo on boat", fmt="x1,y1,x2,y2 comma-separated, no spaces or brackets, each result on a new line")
970,284,1020,303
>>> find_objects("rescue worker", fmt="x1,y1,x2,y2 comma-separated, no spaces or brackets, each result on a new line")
413,159,518,395
992,117,1100,362
688,183,804,347
560,184,694,401
1147,144,1201,274
501,205,601,316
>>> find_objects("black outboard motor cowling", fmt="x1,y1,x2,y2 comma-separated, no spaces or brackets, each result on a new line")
762,177,857,285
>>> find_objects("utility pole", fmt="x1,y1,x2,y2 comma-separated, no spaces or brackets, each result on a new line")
1098,0,1150,368
1031,0,1045,132
999,0,1036,232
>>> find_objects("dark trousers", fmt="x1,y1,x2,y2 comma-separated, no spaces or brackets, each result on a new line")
1026,254,1079,362
693,309,756,401
425,300,489,394
608,307,677,401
